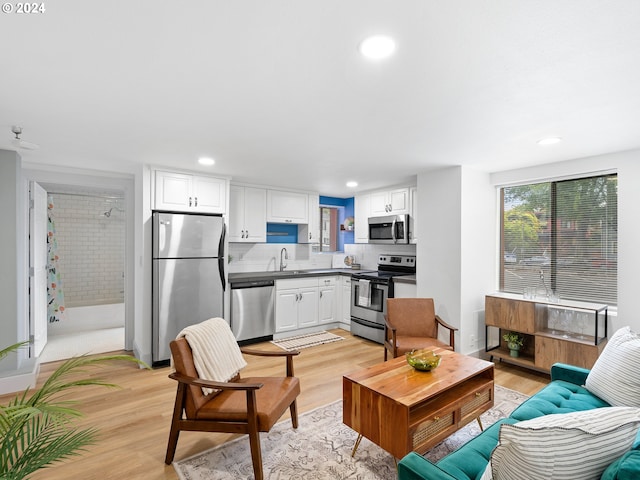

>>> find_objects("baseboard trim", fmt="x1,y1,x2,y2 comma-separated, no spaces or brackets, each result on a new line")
0,359,40,395
132,339,151,367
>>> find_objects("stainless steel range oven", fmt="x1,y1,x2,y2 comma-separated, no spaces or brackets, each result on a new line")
350,254,416,344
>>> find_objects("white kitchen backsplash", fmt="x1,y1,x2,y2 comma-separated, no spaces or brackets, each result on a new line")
227,242,416,273
344,244,416,270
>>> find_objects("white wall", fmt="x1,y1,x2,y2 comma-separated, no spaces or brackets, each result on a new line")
460,168,496,353
415,166,495,355
416,167,462,344
133,164,152,365
0,150,37,393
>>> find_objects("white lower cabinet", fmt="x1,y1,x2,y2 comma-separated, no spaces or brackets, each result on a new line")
318,276,338,325
393,281,417,298
275,275,347,334
275,278,319,333
340,276,352,327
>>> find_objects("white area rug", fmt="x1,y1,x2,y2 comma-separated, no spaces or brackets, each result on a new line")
173,385,528,480
271,331,344,351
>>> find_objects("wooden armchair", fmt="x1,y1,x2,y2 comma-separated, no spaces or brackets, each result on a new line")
165,336,300,480
384,297,458,360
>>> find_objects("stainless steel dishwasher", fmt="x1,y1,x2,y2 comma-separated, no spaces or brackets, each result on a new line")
230,279,275,344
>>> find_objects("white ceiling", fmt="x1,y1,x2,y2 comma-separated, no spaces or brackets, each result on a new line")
2,1,640,197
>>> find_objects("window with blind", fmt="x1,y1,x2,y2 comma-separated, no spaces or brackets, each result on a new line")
500,174,617,305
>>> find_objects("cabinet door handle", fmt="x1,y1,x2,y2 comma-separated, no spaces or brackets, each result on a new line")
241,230,245,238
194,196,198,207
433,416,440,421
246,230,249,237
320,291,323,298
189,196,192,207
309,232,312,239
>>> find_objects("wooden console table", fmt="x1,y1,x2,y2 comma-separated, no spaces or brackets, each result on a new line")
343,349,494,459
485,293,608,372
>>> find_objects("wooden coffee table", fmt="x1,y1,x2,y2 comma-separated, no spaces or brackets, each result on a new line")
343,348,494,459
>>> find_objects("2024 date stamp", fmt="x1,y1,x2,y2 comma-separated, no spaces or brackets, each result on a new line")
2,2,46,14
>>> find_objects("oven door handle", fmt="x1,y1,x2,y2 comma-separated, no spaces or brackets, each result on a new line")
351,317,385,330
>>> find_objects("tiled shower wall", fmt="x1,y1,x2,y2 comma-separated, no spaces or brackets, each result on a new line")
50,193,125,308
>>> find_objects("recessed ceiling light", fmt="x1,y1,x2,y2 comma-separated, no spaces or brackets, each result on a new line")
537,137,562,146
198,157,215,166
346,181,358,188
359,35,396,60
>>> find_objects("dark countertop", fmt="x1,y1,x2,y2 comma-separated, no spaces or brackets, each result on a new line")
229,268,356,283
393,274,416,285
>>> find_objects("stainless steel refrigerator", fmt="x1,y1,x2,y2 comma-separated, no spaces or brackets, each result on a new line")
152,211,226,366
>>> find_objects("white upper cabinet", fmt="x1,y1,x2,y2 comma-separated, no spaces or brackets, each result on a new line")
266,190,309,224
229,185,267,242
369,187,410,215
410,186,417,244
155,170,226,214
354,194,370,244
299,194,320,244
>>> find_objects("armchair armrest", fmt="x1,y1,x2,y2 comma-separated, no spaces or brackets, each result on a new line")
383,314,397,334
240,347,300,357
435,315,458,350
168,372,263,391
435,315,458,332
240,347,300,377
550,363,590,385
384,314,399,360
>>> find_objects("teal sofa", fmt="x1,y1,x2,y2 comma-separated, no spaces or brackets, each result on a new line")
398,363,640,480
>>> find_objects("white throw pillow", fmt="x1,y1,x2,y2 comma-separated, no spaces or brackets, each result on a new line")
489,407,640,480
585,326,640,407
478,463,493,480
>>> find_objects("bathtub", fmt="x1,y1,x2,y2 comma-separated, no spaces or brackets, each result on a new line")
48,303,125,335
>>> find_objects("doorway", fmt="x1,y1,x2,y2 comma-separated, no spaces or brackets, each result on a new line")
25,171,134,363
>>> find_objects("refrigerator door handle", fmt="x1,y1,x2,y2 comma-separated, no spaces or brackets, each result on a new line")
218,223,226,291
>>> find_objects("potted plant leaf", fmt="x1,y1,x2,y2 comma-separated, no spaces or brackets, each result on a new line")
0,341,148,479
503,332,525,357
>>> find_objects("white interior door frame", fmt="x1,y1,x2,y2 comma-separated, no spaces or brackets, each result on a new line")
29,181,48,358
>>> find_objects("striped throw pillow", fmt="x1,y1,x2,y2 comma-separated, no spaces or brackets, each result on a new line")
585,326,640,407
489,407,640,480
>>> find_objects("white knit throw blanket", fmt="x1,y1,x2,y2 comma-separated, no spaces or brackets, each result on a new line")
176,318,247,394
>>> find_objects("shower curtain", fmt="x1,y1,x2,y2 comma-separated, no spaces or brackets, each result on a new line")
47,195,66,323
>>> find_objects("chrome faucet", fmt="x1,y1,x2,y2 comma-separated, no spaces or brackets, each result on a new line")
280,247,288,271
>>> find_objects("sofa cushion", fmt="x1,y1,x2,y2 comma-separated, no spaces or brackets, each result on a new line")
585,326,640,408
600,450,640,480
489,407,640,480
435,418,518,480
509,379,609,422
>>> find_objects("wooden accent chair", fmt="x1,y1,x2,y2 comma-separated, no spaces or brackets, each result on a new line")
384,297,458,360
165,335,301,480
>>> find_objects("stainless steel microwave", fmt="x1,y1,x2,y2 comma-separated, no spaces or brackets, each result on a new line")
368,214,410,244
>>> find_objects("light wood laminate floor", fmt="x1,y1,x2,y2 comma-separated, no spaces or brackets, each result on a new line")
1,329,550,480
